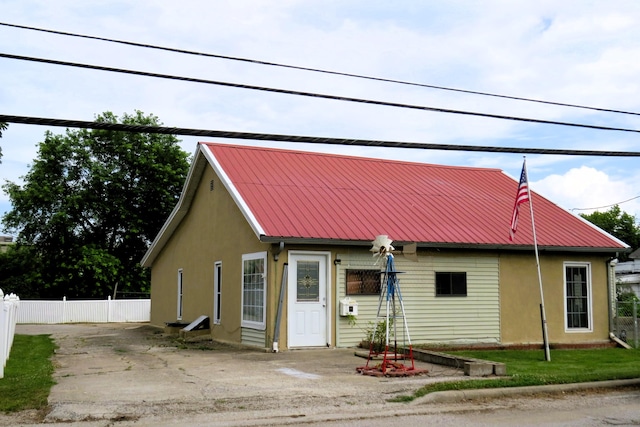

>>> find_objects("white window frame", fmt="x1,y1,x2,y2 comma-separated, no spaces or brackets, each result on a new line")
241,252,267,330
564,262,593,332
213,261,222,325
177,268,184,321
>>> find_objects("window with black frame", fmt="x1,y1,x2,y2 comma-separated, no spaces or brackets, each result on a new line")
435,271,467,296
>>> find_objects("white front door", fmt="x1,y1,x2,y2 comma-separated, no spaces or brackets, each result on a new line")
288,252,328,348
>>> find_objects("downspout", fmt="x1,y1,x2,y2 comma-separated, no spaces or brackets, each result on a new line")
272,263,288,353
272,242,285,352
607,257,619,341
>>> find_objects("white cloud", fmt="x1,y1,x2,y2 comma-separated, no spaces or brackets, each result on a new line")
532,166,640,219
3,0,640,231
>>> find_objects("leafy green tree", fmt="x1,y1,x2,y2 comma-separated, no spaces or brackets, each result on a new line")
0,245,43,298
580,205,640,261
2,111,189,298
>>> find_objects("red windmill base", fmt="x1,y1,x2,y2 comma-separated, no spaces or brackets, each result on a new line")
356,344,428,377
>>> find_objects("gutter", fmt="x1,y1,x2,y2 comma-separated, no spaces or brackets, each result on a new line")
258,236,624,253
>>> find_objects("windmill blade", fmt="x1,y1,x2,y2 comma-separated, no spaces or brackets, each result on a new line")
370,235,394,255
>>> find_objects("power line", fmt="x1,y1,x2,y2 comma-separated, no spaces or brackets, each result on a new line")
571,195,640,211
2,52,640,135
2,21,639,117
3,113,640,156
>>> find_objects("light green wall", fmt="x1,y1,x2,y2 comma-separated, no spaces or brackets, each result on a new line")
335,249,500,347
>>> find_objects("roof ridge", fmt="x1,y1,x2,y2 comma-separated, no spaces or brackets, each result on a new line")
199,141,502,172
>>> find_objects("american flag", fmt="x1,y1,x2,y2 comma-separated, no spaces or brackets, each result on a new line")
509,162,530,240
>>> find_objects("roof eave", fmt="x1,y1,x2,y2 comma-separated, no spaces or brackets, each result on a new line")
258,236,626,254
199,143,265,238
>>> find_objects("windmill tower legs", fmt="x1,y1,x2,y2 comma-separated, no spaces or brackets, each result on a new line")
356,252,427,377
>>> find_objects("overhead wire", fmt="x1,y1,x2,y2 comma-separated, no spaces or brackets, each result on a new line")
2,114,640,157
3,22,640,218
4,22,640,222
2,52,640,135
571,195,640,211
1,21,639,117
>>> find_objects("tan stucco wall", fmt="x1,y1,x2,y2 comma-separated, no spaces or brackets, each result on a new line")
149,166,269,344
147,159,341,350
500,252,612,345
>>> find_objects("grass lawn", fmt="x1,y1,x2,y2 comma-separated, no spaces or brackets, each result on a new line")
408,348,640,400
0,334,56,412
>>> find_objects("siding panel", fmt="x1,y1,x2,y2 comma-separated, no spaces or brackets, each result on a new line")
336,251,500,347
241,327,265,348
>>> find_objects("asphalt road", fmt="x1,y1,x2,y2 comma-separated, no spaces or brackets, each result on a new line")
322,389,640,426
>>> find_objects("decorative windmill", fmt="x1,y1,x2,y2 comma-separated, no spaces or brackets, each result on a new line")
357,235,427,377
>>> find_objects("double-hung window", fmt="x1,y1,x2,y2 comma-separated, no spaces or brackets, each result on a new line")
241,252,267,330
565,262,592,331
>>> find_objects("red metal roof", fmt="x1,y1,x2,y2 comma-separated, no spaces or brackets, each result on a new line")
201,142,626,251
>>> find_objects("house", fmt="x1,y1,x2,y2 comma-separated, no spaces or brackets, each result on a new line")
0,236,13,253
141,142,628,350
615,249,640,298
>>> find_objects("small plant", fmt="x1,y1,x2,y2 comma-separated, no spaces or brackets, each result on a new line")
344,314,393,352
363,319,392,353
345,313,357,326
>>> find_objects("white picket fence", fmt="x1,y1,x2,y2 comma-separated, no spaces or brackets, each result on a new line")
17,297,150,324
1,289,20,379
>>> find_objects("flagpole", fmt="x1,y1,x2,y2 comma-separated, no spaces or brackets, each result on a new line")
524,157,551,362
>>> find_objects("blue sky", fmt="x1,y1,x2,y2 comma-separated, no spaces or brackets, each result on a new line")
2,1,640,235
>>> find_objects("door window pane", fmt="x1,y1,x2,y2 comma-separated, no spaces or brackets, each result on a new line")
297,261,320,302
